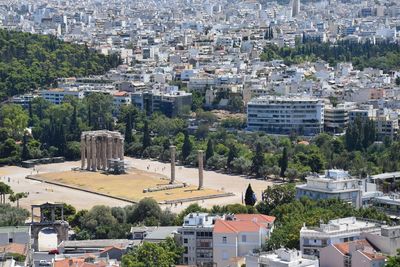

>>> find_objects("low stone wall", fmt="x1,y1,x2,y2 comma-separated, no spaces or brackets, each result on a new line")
163,192,235,204
143,183,187,193
21,157,65,168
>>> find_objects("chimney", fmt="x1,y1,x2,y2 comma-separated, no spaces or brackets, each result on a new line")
198,150,204,190
170,145,176,184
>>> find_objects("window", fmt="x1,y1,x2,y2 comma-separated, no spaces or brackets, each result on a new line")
184,238,188,244
242,235,247,242
8,238,13,243
222,251,228,260
222,236,227,244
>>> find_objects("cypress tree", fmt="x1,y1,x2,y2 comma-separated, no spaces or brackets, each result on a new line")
125,112,133,144
28,102,33,127
251,143,265,177
227,145,238,171
142,120,151,150
279,147,288,177
244,183,256,206
181,131,192,163
205,139,214,162
21,133,29,160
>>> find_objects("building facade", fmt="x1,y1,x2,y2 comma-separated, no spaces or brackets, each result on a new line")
296,170,363,208
177,213,216,267
247,96,324,136
300,217,382,257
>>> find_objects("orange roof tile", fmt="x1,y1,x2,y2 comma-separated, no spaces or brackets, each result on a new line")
214,219,266,234
234,214,276,224
334,239,371,255
114,91,128,97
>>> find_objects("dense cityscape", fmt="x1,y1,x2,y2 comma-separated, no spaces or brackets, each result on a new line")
1,0,400,266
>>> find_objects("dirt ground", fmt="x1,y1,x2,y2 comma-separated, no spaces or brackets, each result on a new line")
34,168,223,202
0,157,275,212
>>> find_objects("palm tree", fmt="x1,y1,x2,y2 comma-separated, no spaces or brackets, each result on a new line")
9,192,29,208
0,182,13,204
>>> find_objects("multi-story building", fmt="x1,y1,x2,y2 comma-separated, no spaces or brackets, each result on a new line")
177,213,217,267
348,105,376,124
320,239,386,267
11,94,38,108
295,170,364,208
246,248,319,267
247,96,324,136
213,214,276,267
375,111,399,139
324,102,357,133
132,89,192,117
40,88,84,105
112,91,131,111
300,217,382,257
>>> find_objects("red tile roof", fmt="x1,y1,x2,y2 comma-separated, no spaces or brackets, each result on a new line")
234,214,276,224
333,239,386,261
114,91,128,97
214,219,265,234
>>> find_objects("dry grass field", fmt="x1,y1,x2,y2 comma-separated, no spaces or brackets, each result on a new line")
33,168,223,202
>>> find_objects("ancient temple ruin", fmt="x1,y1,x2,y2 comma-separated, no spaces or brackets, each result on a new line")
80,130,124,172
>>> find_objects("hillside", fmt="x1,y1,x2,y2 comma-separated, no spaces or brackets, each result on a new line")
0,29,121,98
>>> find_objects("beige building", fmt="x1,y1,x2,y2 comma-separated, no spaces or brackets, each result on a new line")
319,239,386,267
213,214,275,267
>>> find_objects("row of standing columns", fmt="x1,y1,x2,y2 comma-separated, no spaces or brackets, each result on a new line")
169,146,204,190
81,131,124,172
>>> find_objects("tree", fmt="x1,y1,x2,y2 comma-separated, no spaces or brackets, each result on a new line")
142,120,151,150
205,139,214,162
125,112,133,144
227,145,238,171
122,240,177,267
256,184,295,215
128,198,162,225
251,143,265,177
181,131,192,163
0,182,13,204
279,147,288,178
0,204,29,226
245,184,257,206
387,251,400,267
0,104,29,139
21,133,30,160
8,192,28,208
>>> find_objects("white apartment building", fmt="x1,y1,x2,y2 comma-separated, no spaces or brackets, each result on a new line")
178,213,217,267
300,217,383,257
213,214,276,267
295,170,366,208
40,88,84,104
246,248,319,267
247,96,324,136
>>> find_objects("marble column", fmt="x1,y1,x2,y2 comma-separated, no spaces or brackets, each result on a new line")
107,136,112,168
96,137,101,169
170,145,176,184
86,136,91,171
112,138,117,158
120,138,124,161
80,136,85,169
198,150,204,190
101,136,107,170
91,137,97,171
